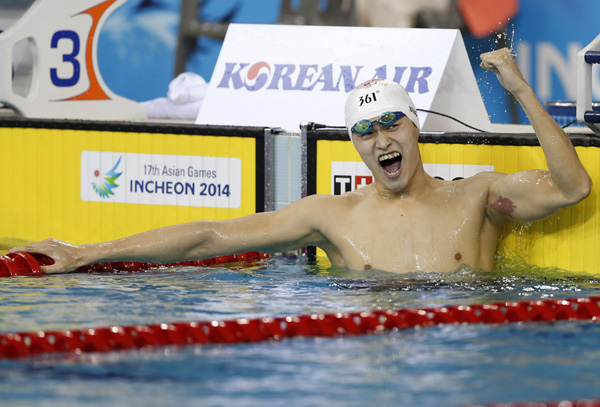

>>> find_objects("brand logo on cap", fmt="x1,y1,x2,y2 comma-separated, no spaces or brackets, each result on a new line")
357,79,386,89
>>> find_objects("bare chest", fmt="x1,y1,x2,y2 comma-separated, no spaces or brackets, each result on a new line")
324,195,489,272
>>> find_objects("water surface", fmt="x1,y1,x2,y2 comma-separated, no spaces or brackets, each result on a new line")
1,256,599,407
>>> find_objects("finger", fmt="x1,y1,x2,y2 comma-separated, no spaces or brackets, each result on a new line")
480,60,494,69
40,264,60,274
40,263,70,274
480,63,500,75
9,243,49,254
10,248,53,261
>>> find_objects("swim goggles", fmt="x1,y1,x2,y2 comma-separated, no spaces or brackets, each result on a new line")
351,111,405,135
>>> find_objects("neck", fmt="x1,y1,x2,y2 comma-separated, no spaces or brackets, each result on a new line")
373,163,434,200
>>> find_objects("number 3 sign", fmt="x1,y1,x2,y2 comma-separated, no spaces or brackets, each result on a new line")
0,0,146,120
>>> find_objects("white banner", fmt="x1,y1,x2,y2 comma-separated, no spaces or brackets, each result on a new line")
81,151,241,208
198,24,491,133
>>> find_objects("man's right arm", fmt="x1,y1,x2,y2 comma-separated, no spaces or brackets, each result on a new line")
9,194,333,273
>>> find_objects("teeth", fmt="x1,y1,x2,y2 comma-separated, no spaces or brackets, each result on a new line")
379,152,401,162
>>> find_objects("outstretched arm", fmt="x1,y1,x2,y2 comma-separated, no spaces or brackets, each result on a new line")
481,48,592,224
9,195,333,273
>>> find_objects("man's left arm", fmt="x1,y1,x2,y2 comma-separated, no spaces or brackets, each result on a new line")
482,48,592,223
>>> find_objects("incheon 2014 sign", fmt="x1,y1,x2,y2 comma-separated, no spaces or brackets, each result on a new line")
81,151,241,208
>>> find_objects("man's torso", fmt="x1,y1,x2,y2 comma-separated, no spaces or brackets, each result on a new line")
315,173,504,273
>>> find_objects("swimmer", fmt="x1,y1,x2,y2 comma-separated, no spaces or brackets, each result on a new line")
10,48,592,274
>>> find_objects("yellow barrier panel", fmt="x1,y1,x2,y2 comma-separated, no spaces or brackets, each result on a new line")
0,123,260,248
313,137,600,275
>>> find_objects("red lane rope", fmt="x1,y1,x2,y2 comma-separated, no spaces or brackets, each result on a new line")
3,254,598,407
0,251,270,277
0,253,44,277
1,296,598,359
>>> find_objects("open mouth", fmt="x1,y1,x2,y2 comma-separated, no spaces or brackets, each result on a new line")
378,151,402,177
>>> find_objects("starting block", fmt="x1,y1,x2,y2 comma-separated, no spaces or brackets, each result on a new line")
0,0,146,120
577,33,600,135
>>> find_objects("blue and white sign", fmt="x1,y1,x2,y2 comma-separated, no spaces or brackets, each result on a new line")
197,24,491,133
81,151,242,208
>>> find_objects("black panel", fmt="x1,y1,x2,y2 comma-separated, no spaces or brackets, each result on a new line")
0,117,268,137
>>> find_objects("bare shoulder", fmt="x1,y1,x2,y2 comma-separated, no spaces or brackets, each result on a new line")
289,191,362,211
276,193,353,218
459,171,505,190
445,172,508,212
275,190,368,226
469,171,505,182
266,193,357,242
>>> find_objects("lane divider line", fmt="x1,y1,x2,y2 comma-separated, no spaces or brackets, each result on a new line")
0,251,270,277
0,296,598,359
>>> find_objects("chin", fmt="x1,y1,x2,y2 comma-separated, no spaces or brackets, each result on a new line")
379,177,408,193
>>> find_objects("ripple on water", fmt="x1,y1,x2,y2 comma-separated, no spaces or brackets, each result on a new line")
1,256,599,333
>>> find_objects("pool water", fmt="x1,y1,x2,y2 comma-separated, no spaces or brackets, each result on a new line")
1,256,599,407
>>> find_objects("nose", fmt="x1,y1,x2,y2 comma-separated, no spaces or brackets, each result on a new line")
375,129,392,150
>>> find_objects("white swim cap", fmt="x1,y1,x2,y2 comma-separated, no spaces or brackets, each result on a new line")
344,79,420,139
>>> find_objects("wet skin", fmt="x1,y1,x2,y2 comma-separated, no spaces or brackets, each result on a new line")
10,49,592,274
303,116,505,272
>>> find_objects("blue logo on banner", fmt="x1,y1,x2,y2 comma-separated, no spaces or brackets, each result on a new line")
217,62,433,94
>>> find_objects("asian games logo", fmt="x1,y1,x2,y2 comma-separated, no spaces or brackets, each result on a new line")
92,156,122,198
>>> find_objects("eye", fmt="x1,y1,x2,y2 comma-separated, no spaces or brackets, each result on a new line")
357,129,375,138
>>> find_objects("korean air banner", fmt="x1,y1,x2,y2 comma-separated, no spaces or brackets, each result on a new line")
197,24,491,133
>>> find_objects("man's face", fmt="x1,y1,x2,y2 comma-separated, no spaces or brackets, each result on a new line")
351,114,421,195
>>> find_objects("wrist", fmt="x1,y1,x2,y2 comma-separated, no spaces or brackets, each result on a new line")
512,86,537,103
77,243,104,267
